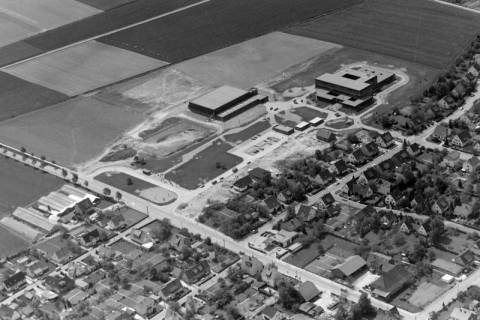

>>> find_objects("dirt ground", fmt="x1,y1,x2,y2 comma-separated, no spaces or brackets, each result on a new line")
5,40,166,96
408,281,450,308
0,96,144,167
175,32,341,89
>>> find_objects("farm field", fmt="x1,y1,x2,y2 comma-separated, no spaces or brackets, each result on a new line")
0,0,99,48
0,0,197,66
165,140,242,189
0,72,67,121
0,157,64,214
0,225,29,259
95,172,177,205
285,0,480,69
76,0,136,10
224,120,271,144
5,41,166,96
0,96,144,167
99,0,360,63
175,32,341,89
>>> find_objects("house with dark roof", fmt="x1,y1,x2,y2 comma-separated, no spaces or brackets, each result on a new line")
371,265,412,301
432,198,453,215
407,143,422,156
170,233,191,252
366,252,394,274
361,142,379,158
281,218,303,232
417,222,430,237
3,272,26,292
463,156,480,173
332,255,367,280
44,275,75,294
349,149,368,165
295,281,321,302
296,205,317,221
333,159,349,176
78,229,102,247
259,196,282,215
431,124,450,142
249,167,271,182
233,175,253,192
376,132,395,148
261,305,285,320
453,249,476,268
318,193,335,209
316,128,336,142
180,261,210,284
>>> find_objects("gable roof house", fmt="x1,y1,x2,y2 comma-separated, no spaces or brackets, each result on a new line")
376,132,395,148
240,255,264,276
452,249,476,267
295,281,321,302
233,175,253,192
333,159,349,176
431,124,450,142
432,198,453,215
332,255,367,280
407,143,422,156
371,265,412,301
463,156,480,173
361,142,380,158
316,128,336,142
170,233,191,252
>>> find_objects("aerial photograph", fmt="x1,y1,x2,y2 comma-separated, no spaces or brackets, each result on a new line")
2,0,480,319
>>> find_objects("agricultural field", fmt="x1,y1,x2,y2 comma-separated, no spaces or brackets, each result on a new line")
5,41,166,96
99,0,360,63
76,0,136,10
286,0,480,69
165,140,242,189
0,0,197,66
95,172,177,205
0,96,144,167
0,72,67,121
136,117,216,158
224,120,271,144
0,225,29,259
0,157,63,215
0,0,99,47
175,32,341,89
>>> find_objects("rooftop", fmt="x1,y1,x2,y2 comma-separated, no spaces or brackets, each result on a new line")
190,85,247,111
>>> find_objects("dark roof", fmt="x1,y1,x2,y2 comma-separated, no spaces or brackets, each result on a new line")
233,175,253,189
364,167,378,180
4,272,25,288
81,229,100,243
372,265,411,293
296,281,320,302
249,167,270,181
262,306,280,319
321,193,335,206
262,196,281,210
334,255,366,277
353,149,367,161
456,130,471,142
381,132,394,143
409,143,420,152
354,205,376,221
334,159,348,173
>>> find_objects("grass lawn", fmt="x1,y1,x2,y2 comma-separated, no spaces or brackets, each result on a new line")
95,172,177,205
165,140,242,189
110,239,141,255
0,156,63,215
291,106,328,121
224,120,271,143
114,206,148,228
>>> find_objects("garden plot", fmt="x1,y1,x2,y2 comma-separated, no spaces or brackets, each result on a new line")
4,40,167,96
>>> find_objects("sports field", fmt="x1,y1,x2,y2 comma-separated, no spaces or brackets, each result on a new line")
165,140,242,189
0,0,99,47
5,41,166,96
0,72,67,121
95,172,177,205
0,157,63,215
175,32,341,88
99,0,359,63
286,0,480,69
0,96,143,167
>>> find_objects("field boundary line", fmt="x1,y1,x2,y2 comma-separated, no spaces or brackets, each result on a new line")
1,0,211,70
431,0,480,14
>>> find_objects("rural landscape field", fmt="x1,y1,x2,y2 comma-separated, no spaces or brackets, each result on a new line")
1,0,480,319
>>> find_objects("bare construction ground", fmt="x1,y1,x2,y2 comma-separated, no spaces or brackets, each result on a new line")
175,32,341,89
0,96,143,167
4,40,167,96
0,0,99,47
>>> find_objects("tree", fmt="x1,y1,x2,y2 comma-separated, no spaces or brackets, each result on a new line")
115,191,122,201
61,169,68,178
20,147,26,153
103,188,111,196
429,217,445,245
126,177,133,186
71,173,78,184
352,293,376,319
277,281,304,311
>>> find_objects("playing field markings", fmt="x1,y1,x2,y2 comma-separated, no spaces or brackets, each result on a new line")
0,0,211,70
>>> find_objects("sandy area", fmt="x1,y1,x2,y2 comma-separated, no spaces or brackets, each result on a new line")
175,31,341,89
5,40,166,96
138,187,177,205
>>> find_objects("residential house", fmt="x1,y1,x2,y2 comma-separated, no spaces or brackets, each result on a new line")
78,229,102,247
158,278,184,301
130,229,154,249
240,255,264,276
371,265,412,301
180,260,210,284
366,252,394,274
295,281,321,302
431,258,463,276
296,205,317,222
281,218,303,232
261,306,286,320
399,219,414,234
277,190,292,204
451,83,467,100
463,157,480,173
356,130,374,144
316,128,336,142
453,249,476,268
63,288,89,306
361,142,379,158
233,176,253,192
170,233,191,252
259,196,282,215
350,149,368,165
3,272,26,292
333,159,349,176
450,131,471,148
43,275,75,294
376,132,395,148
271,230,297,248
442,151,461,168
417,223,430,237
374,179,391,196
261,263,280,288
249,167,271,183
432,124,450,142
454,203,473,219
318,193,335,209
312,170,333,186
332,255,367,280
449,307,477,320
432,198,453,215
407,143,422,156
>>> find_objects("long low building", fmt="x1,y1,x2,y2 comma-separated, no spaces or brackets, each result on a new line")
37,185,98,216
189,85,268,121
0,217,43,242
12,207,57,233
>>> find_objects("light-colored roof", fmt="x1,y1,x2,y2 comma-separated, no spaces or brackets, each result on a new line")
0,217,43,241
317,72,371,91
296,121,310,128
191,85,247,111
12,207,56,232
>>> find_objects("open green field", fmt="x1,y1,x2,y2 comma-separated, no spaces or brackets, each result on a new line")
165,140,242,189
175,32,341,89
225,120,271,143
0,157,63,215
0,96,144,167
0,225,29,259
275,107,327,127
95,172,177,205
5,41,167,96
286,0,480,69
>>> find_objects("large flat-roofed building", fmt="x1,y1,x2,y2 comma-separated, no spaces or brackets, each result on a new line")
316,66,395,108
189,85,267,121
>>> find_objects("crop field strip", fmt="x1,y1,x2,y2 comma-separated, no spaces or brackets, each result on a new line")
0,0,200,67
99,0,360,63
285,0,480,69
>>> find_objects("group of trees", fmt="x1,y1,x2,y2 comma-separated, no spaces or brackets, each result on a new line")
335,293,376,320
